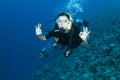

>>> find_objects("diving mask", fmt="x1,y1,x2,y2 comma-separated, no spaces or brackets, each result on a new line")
56,18,70,24
56,17,72,30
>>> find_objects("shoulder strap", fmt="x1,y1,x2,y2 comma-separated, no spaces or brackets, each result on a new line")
67,25,74,50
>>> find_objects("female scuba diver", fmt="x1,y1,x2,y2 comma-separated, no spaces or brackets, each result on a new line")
35,12,90,57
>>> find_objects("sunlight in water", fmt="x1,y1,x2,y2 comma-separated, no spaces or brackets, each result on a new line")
58,0,87,16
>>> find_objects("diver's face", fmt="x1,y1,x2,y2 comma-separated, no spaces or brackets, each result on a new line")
56,16,70,30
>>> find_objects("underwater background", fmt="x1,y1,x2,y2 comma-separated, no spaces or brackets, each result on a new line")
0,0,120,80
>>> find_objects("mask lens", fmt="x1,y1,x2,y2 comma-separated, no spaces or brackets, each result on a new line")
56,18,69,24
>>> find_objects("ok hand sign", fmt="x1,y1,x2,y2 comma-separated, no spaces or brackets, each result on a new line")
79,27,91,41
35,23,42,36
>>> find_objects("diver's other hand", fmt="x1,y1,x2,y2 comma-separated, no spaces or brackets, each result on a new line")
79,27,91,41
35,23,42,36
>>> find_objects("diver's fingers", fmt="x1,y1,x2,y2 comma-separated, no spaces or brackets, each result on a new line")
84,27,88,33
35,23,41,29
35,25,38,29
35,25,37,29
38,23,41,29
35,26,39,30
87,31,91,35
83,27,88,33
83,27,85,32
79,32,83,35
86,27,88,32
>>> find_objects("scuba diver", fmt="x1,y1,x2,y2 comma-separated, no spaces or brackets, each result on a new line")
35,12,90,57
39,47,49,58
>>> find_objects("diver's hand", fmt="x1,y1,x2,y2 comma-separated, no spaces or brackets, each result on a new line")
79,27,91,41
35,23,42,36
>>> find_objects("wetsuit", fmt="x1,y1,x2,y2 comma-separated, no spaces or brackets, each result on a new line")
45,23,83,50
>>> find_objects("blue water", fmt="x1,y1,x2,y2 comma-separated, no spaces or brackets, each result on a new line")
0,0,120,80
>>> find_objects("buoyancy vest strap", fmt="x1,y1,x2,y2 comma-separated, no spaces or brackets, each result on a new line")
67,26,74,50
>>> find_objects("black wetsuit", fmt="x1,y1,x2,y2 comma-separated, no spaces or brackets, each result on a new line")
45,23,83,50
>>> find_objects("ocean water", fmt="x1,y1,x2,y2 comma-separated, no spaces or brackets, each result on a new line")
0,0,120,80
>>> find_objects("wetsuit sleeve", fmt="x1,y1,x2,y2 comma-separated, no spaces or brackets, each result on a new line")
45,24,59,39
77,37,83,43
45,31,55,39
